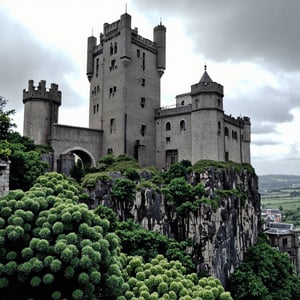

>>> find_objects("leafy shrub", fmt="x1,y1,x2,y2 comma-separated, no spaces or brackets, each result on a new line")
0,172,123,299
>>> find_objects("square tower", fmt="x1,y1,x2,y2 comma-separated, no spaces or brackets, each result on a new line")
86,13,166,166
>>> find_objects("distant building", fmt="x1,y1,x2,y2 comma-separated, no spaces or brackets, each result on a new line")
261,208,282,223
22,13,251,173
265,222,300,276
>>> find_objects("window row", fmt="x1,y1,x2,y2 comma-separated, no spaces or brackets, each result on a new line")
165,120,186,131
91,85,100,96
93,104,99,114
137,49,146,70
110,42,118,55
224,127,238,140
109,119,147,137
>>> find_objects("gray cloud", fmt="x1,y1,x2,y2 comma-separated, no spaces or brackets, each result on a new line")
133,0,300,71
0,7,82,113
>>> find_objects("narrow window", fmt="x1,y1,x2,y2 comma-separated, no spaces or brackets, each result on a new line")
113,86,117,93
180,120,186,131
97,85,100,93
96,58,99,77
93,105,96,114
137,49,140,58
142,52,145,70
107,148,113,154
181,100,185,106
110,119,115,134
225,151,229,161
194,98,199,108
141,125,146,136
283,238,288,247
110,43,113,55
166,122,171,131
96,104,99,112
109,87,113,97
140,97,146,108
225,127,229,137
114,42,117,54
218,121,221,134
110,59,116,71
141,78,146,86
166,137,171,143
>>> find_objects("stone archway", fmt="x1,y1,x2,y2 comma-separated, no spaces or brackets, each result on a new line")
58,147,97,175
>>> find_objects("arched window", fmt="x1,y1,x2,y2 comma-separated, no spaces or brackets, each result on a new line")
224,127,229,137
166,122,171,131
180,120,186,131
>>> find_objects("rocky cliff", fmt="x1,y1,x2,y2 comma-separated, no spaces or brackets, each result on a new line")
86,166,261,285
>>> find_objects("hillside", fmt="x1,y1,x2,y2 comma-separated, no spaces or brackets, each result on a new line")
258,174,300,193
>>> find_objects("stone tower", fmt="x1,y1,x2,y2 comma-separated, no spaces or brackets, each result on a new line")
191,67,225,163
23,80,61,146
86,13,166,166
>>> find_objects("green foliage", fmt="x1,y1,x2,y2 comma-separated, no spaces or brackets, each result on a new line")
123,168,140,181
118,255,233,300
115,219,195,273
227,234,300,300
0,140,11,158
0,96,16,140
98,154,116,166
111,178,136,204
192,160,255,175
162,161,191,184
0,172,123,299
70,160,85,183
81,172,112,188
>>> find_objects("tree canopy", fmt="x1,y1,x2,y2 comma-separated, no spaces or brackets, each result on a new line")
227,235,300,300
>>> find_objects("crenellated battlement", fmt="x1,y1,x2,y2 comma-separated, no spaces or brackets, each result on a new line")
191,81,224,97
23,80,61,105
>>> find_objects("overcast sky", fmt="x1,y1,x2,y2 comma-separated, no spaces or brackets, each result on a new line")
1,0,300,175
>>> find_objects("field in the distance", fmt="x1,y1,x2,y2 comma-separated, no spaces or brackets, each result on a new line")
259,175,300,226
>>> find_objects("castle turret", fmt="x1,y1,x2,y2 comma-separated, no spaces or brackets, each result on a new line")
191,66,225,163
154,22,166,76
86,36,97,81
23,80,61,146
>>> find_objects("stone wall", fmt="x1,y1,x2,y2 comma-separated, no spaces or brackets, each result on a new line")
0,158,10,197
85,167,261,286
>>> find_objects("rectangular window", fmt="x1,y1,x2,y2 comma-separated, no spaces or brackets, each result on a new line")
96,58,99,77
110,119,115,134
107,148,113,154
166,137,171,143
142,52,145,70
141,78,146,86
110,59,116,71
140,125,146,136
96,104,99,112
137,49,140,58
93,105,96,114
140,97,146,108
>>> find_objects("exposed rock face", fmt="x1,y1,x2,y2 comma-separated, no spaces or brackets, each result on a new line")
86,167,261,285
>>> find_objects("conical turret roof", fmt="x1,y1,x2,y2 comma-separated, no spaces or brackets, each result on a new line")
199,65,213,83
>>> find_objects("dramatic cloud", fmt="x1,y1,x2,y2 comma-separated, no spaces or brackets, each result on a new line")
133,0,300,71
0,7,83,112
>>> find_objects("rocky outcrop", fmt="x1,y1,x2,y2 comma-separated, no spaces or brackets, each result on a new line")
86,167,261,285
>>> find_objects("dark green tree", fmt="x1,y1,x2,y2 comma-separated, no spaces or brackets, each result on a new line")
0,96,16,140
70,159,85,183
227,235,300,300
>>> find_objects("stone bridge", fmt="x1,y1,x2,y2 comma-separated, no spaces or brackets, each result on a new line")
50,124,103,174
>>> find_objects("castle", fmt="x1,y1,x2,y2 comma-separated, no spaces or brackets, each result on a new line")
23,13,251,173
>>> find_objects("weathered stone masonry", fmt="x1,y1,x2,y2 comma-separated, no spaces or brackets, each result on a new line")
85,167,261,286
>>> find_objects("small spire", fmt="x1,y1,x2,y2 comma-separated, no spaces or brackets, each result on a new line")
204,63,207,72
125,2,127,13
91,27,94,36
160,17,162,25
